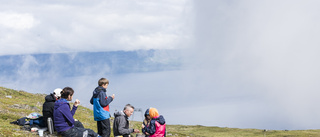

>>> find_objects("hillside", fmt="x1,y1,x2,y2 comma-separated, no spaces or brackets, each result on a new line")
1,87,320,137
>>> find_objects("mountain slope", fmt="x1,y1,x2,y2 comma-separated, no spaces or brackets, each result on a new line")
1,87,320,137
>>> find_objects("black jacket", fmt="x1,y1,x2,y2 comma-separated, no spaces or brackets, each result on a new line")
42,93,57,126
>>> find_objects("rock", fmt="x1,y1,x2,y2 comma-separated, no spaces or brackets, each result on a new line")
36,102,42,107
9,104,40,111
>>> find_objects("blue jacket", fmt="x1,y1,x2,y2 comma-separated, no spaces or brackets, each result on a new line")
90,86,113,121
53,98,77,133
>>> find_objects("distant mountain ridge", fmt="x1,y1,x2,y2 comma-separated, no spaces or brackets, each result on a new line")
0,50,181,79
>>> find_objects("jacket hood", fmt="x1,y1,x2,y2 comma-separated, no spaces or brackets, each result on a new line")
114,111,126,118
154,115,166,125
54,98,69,110
92,86,106,98
45,93,56,102
144,108,150,117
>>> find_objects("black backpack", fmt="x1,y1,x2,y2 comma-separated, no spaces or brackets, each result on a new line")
10,117,28,126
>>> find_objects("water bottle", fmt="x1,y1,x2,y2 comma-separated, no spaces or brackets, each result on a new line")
83,130,88,137
47,117,54,134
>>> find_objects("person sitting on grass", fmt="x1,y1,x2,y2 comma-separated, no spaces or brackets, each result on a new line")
53,87,100,137
42,88,61,127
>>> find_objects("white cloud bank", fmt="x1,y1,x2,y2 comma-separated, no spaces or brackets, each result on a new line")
0,0,192,55
0,12,36,29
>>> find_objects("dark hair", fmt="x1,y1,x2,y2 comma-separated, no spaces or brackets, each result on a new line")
98,78,109,86
60,87,74,99
123,104,134,111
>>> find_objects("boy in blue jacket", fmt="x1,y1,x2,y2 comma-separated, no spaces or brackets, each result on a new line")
90,78,115,137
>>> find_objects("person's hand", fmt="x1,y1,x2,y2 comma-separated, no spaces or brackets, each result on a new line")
74,99,80,107
111,94,115,99
141,124,145,128
133,129,140,133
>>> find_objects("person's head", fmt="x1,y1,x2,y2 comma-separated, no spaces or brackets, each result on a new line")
149,107,159,119
144,108,151,120
53,88,62,99
60,87,74,101
123,104,135,117
98,78,109,89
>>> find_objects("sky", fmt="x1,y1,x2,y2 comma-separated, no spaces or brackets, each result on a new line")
1,0,320,130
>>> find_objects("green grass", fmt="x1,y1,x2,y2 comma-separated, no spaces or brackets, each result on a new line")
165,125,320,137
2,86,320,137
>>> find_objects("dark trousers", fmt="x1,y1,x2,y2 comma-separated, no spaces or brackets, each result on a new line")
74,120,84,128
60,127,99,137
97,119,110,137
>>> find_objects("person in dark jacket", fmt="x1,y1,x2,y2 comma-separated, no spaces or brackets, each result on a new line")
53,87,100,137
142,108,151,137
113,104,140,137
42,88,62,127
90,78,115,137
142,108,166,137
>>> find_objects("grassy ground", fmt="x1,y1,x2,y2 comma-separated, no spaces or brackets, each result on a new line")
1,86,320,137
166,125,320,137
0,87,99,137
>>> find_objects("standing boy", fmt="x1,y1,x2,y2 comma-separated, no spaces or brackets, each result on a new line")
90,78,115,137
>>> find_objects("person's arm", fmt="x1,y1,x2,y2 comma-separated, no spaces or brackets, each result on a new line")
59,104,75,126
142,125,150,135
71,99,80,116
143,120,156,135
99,92,113,107
142,125,146,134
141,120,147,134
117,117,134,135
105,95,113,105
50,106,54,117
70,105,78,116
90,96,93,105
